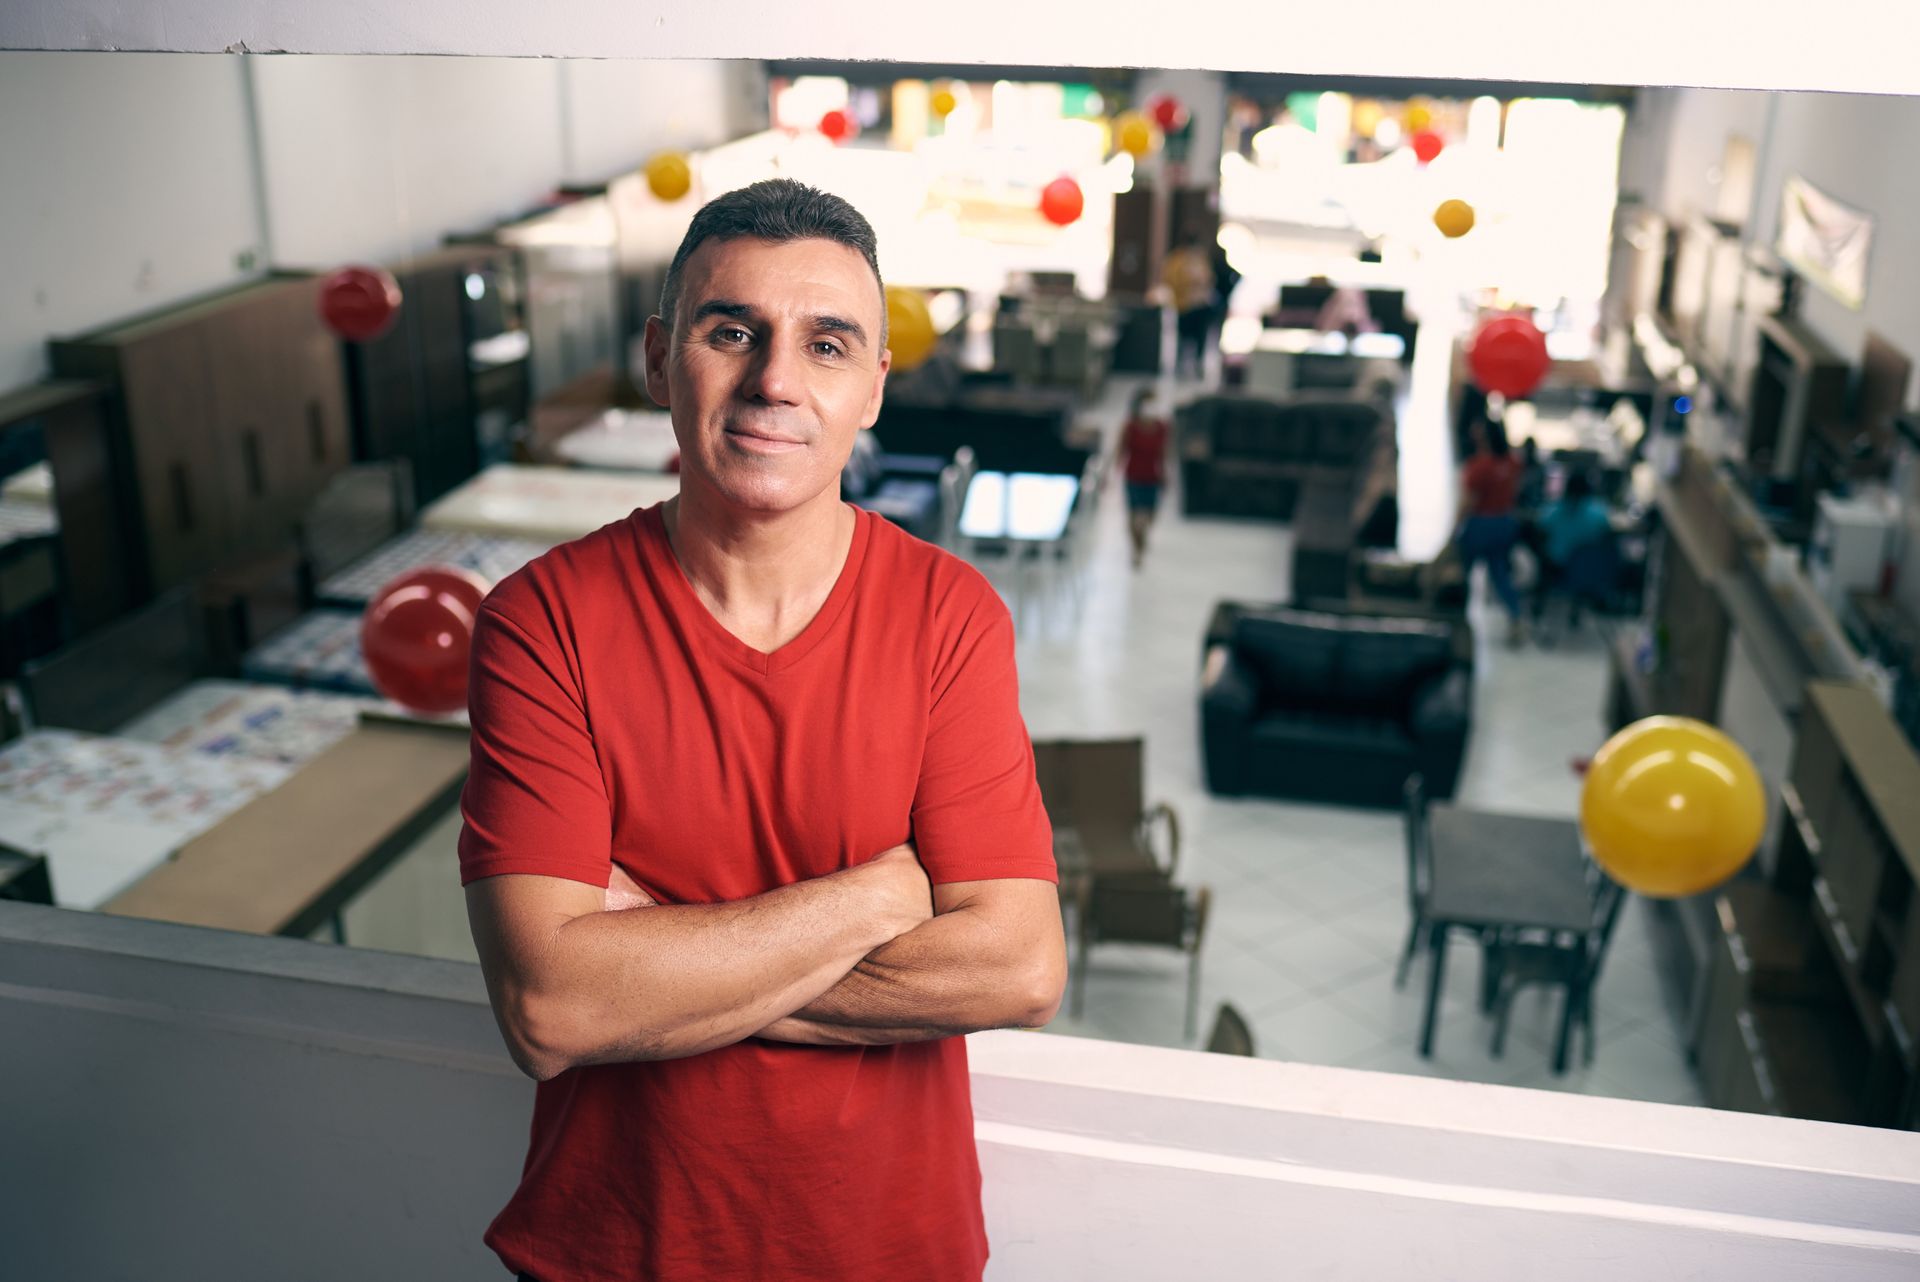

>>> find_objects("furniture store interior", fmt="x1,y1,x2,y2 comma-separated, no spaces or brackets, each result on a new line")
9,48,1920,1141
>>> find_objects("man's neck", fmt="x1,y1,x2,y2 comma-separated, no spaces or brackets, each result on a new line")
661,485,857,653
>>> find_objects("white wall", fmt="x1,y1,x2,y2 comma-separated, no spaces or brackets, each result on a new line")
251,56,566,268
0,52,263,388
1626,87,1920,408
560,59,758,187
1632,87,1771,226
1750,93,1920,382
0,52,760,391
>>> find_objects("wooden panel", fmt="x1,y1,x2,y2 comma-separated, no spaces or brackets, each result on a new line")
1696,902,1778,1115
1820,772,1890,951
101,718,470,937
37,390,135,628
113,325,229,591
274,276,351,510
1790,693,1845,844
203,292,286,556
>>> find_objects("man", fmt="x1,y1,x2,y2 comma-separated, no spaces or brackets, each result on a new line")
459,178,1067,1282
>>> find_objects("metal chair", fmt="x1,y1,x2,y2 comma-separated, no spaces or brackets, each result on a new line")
1394,773,1432,989
1488,874,1629,1073
1072,872,1212,1040
1399,773,1503,1009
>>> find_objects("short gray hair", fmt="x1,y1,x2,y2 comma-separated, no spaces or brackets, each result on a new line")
656,178,886,347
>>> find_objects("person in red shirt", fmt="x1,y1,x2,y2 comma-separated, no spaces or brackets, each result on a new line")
1117,388,1171,568
459,179,1067,1282
1457,416,1527,646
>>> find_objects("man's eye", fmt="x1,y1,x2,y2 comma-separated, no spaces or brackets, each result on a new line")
713,326,751,345
812,341,845,358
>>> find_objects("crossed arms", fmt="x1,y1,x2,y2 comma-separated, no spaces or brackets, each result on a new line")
466,847,1067,1081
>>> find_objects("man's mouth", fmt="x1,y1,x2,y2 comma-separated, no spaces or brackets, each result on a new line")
725,426,807,453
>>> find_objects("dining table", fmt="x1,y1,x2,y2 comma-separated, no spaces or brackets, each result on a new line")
1418,803,1596,1058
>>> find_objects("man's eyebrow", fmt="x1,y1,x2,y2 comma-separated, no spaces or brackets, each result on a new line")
809,313,870,350
688,299,756,326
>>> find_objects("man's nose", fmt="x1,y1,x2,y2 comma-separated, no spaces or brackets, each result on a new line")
744,336,803,405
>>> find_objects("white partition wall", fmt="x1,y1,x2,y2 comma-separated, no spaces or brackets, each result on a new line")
3,902,1917,1281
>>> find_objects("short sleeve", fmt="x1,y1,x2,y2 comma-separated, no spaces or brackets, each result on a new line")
911,591,1057,886
457,603,613,888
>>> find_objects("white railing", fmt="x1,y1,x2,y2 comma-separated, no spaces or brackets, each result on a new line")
3,901,1916,1281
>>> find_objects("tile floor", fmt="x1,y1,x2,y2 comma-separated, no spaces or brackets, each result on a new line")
1006,368,1703,1107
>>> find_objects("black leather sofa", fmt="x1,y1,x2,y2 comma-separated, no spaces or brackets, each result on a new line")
1177,393,1394,523
1200,601,1473,808
874,373,1084,474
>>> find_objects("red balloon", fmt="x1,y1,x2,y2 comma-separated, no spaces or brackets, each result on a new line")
361,565,490,715
1411,130,1445,164
819,109,854,143
1468,314,1553,400
1148,93,1187,132
1040,176,1085,227
318,266,403,342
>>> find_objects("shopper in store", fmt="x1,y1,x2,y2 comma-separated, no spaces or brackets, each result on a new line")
1458,416,1527,646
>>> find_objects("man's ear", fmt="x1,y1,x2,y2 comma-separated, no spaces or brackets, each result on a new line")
859,349,892,430
642,314,672,408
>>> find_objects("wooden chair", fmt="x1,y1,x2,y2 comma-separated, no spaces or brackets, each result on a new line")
1071,872,1212,1040
1030,737,1181,884
1488,874,1629,1073
1205,1001,1256,1056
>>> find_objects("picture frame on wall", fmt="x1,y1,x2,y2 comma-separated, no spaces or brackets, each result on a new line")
1776,174,1874,311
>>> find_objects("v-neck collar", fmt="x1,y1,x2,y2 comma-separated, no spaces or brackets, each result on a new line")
635,502,871,676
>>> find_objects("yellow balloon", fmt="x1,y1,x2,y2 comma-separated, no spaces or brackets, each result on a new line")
1580,717,1765,899
1353,100,1385,138
1434,198,1476,238
644,152,692,202
1406,102,1433,133
931,87,959,119
1115,111,1158,158
885,286,938,371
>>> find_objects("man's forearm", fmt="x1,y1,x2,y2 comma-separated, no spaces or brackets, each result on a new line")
483,854,924,1077
760,887,1065,1046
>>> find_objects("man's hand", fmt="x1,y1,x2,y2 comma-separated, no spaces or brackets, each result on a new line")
604,845,926,923
855,842,933,937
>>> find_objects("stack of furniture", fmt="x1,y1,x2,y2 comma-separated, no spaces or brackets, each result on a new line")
1176,393,1398,598
1699,680,1920,1128
1603,447,1866,1032
1264,283,1419,359
872,382,1087,477
49,276,352,602
1199,600,1473,808
0,381,128,671
339,244,529,509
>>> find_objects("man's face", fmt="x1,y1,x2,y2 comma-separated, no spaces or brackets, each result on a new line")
643,236,889,517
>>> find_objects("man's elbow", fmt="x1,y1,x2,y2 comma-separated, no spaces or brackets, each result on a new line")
497,992,580,1082
1014,952,1068,1029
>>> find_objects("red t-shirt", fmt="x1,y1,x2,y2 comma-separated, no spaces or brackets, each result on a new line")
1121,417,1170,486
458,503,1055,1282
1462,453,1522,517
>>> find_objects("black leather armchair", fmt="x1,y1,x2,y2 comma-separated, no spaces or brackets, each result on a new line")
1200,602,1473,808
